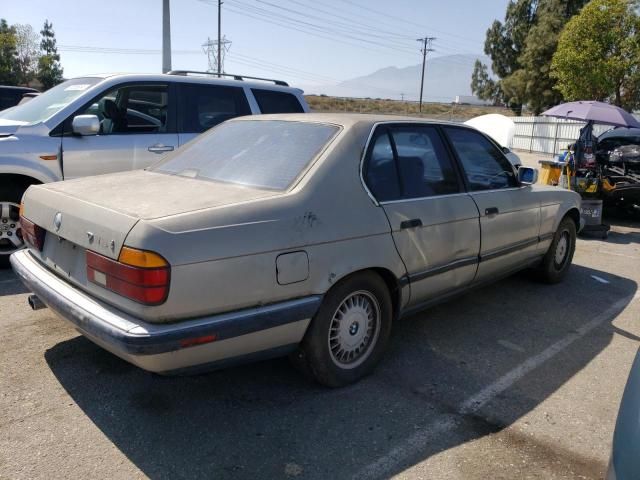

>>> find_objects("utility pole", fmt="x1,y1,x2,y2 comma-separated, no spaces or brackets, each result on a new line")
416,37,435,113
400,93,405,101
162,0,171,73
217,0,222,77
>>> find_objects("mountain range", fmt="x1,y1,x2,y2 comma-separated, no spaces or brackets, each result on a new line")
302,54,490,103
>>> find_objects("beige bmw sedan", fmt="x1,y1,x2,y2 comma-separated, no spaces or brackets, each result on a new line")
11,114,582,386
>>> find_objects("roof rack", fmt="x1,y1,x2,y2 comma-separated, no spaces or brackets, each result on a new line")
167,70,289,87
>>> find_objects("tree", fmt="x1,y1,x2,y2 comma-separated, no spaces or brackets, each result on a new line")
470,60,502,105
551,0,640,110
478,0,589,114
37,20,63,89
14,24,39,85
0,19,18,85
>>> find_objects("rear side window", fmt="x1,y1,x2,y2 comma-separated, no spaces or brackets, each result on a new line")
390,127,460,197
365,131,401,202
364,125,460,202
0,91,20,110
154,120,339,191
179,83,251,133
251,89,304,114
444,127,518,191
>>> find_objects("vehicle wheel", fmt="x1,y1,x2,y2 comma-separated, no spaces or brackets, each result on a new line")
0,183,27,268
535,217,576,284
292,272,392,387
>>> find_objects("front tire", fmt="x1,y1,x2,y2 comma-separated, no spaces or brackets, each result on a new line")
535,216,576,284
0,182,27,268
292,272,392,387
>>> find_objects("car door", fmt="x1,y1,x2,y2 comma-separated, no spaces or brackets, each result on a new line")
363,124,480,307
177,83,252,147
61,83,178,179
442,126,541,282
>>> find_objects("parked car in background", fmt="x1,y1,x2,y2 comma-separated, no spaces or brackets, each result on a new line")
597,127,640,173
464,113,522,168
12,113,581,386
0,71,308,266
17,91,40,105
608,347,640,479
0,86,39,111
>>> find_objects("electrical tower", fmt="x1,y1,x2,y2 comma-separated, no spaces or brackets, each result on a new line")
202,36,231,74
416,37,435,112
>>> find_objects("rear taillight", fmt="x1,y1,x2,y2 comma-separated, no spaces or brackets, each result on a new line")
20,215,45,251
86,247,170,305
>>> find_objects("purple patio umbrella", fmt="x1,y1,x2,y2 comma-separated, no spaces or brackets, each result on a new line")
542,101,640,128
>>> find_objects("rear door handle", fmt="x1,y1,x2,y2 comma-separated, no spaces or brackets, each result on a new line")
148,144,175,154
400,218,423,229
485,207,499,216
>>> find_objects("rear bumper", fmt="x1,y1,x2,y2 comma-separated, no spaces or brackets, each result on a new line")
10,249,320,373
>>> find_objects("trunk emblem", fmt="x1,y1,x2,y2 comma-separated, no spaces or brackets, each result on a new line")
53,212,62,231
87,232,94,243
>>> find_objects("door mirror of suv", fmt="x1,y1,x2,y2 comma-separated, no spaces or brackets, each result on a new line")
518,166,538,185
72,115,100,136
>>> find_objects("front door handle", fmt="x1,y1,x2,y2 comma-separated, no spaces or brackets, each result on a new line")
485,207,499,216
400,218,423,229
148,144,175,154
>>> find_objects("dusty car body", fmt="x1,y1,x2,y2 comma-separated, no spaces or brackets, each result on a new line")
12,113,582,386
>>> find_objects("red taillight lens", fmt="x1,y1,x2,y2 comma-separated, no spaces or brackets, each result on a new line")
86,249,170,305
20,215,46,251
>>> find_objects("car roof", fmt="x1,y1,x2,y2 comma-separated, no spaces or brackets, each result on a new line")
79,73,303,94
230,112,464,129
598,127,640,140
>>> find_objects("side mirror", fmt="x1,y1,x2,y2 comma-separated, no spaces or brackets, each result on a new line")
72,114,100,136
518,166,538,185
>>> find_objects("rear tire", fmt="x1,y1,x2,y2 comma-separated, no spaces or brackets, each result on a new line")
0,182,29,268
291,271,392,387
535,217,576,284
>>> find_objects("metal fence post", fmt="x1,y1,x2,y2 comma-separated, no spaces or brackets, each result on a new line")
552,120,559,157
529,117,536,153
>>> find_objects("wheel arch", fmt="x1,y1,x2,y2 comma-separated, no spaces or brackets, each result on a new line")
564,207,581,231
329,267,402,321
0,173,43,196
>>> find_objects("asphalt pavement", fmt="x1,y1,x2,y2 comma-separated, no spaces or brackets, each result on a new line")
1,154,639,479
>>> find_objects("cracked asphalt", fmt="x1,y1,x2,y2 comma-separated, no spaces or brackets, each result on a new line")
1,151,639,479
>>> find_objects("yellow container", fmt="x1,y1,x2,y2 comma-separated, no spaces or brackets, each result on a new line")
538,160,563,185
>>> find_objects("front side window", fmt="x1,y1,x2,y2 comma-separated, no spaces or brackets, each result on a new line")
251,89,304,114
0,77,101,124
444,127,518,191
179,83,251,133
154,120,339,191
77,84,169,135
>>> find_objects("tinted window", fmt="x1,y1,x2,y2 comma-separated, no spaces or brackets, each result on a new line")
444,127,518,191
179,84,250,133
365,131,401,202
391,127,459,197
78,84,169,134
251,89,304,114
0,92,20,110
154,120,339,191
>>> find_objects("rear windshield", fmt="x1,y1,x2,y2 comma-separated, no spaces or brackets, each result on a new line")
153,120,340,190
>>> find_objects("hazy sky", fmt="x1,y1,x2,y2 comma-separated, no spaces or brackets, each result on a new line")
3,0,510,87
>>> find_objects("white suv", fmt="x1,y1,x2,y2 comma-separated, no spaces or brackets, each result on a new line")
0,71,309,265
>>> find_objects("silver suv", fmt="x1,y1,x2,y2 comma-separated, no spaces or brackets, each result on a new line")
0,71,309,265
